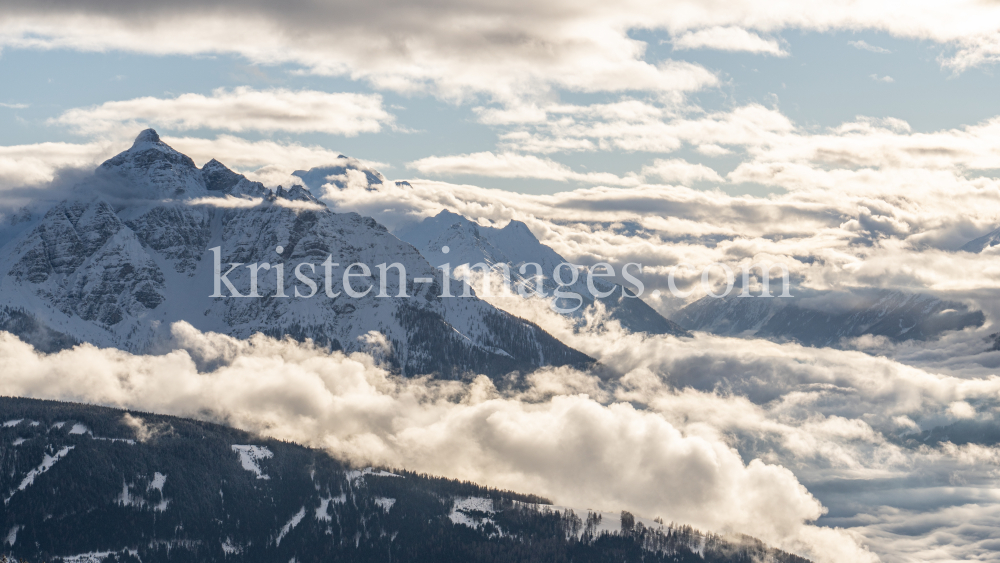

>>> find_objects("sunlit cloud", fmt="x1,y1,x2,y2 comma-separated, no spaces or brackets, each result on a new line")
51,88,396,136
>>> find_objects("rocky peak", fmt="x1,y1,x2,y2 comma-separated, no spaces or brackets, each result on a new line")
201,158,244,192
275,184,322,205
114,128,194,167
132,128,162,146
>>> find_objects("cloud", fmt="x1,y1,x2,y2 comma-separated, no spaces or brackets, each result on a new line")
51,88,395,136
183,195,325,211
0,140,117,187
672,27,788,56
943,34,1000,73
493,102,794,155
0,5,720,104
849,40,892,54
640,158,724,185
0,0,998,111
407,151,641,186
8,308,1000,561
0,102,29,109
0,323,878,562
870,74,895,83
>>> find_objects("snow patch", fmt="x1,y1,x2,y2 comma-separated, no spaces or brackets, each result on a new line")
149,472,167,492
5,525,20,546
448,510,480,527
222,539,241,555
12,438,25,446
231,445,273,479
93,436,136,445
453,496,495,513
3,419,22,427
59,551,114,563
7,445,74,502
374,497,396,512
346,467,402,484
117,481,144,508
69,423,89,435
275,506,306,546
315,493,346,522
449,497,497,531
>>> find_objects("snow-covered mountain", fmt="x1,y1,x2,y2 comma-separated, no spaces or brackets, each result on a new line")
672,288,984,347
0,130,591,378
291,157,387,192
0,397,811,563
960,226,1000,253
397,210,689,337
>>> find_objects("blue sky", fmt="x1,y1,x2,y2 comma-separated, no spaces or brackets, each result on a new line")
3,22,1000,196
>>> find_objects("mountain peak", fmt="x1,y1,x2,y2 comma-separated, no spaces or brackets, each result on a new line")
134,128,161,145
125,128,184,159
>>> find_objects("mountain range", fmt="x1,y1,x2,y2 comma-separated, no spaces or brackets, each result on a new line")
396,210,689,337
0,130,590,379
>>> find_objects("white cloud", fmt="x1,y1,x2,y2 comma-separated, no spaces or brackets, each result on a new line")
672,27,788,56
944,34,1000,72
0,102,29,109
0,9,719,104
640,158,724,185
0,323,878,562
849,40,891,54
493,102,794,155
870,74,895,83
51,88,395,136
406,152,723,187
8,309,1000,561
407,151,641,186
0,0,998,110
0,140,116,187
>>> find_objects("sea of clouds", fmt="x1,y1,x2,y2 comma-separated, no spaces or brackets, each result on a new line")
4,298,1000,562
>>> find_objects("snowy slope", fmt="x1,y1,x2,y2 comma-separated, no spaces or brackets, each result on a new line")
0,130,591,378
396,210,689,337
960,226,1000,253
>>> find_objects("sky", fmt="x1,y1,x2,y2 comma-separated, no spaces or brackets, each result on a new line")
4,2,1000,562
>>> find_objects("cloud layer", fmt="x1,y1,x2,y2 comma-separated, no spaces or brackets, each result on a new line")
4,0,1000,106
7,306,1000,561
52,88,395,136
0,323,876,562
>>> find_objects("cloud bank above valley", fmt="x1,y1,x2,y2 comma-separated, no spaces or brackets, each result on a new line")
5,309,1000,562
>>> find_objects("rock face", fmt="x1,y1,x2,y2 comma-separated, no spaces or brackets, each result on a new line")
0,397,811,563
397,210,690,337
0,130,591,378
672,288,984,347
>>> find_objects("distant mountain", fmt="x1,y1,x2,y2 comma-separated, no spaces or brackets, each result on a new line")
672,288,984,347
960,226,1000,253
0,130,591,379
397,210,689,337
0,396,810,563
292,157,386,192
